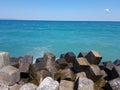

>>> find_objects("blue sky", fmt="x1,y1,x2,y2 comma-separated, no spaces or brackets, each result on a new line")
0,0,120,21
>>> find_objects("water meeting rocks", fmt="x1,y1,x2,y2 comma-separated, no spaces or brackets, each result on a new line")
65,52,76,63
113,59,120,66
43,53,57,77
35,57,43,63
0,51,119,90
77,52,87,58
19,55,33,73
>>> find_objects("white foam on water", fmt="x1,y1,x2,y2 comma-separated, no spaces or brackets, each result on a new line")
27,46,50,63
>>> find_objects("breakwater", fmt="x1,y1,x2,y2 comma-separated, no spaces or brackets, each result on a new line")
0,50,120,90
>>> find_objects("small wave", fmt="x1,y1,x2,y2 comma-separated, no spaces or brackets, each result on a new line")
27,46,50,63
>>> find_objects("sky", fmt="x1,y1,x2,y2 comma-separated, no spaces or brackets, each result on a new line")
0,0,120,21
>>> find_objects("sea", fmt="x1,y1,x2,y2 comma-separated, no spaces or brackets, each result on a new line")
0,20,120,62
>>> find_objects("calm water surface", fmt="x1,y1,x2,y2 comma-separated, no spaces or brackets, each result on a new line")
0,20,120,61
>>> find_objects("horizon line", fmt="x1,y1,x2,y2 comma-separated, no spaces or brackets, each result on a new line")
0,19,120,22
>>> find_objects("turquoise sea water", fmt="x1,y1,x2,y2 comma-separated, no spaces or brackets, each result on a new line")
0,20,120,61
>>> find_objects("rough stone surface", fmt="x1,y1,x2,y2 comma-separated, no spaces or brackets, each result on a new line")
76,57,90,66
76,77,94,90
36,69,51,84
77,52,88,58
56,58,68,69
0,85,9,90
73,57,90,73
37,77,59,90
111,66,120,79
86,50,102,65
43,53,57,78
56,68,75,81
60,54,65,58
35,57,43,63
103,61,115,80
103,61,115,70
18,78,29,85
30,60,46,77
113,59,120,66
90,65,102,76
9,84,21,90
0,52,10,69
106,77,120,90
75,72,86,80
19,83,37,90
10,57,19,68
65,52,76,63
85,65,102,82
59,80,74,90
94,77,106,90
0,65,20,86
43,53,55,62
100,70,107,78
1,50,120,90
19,55,33,73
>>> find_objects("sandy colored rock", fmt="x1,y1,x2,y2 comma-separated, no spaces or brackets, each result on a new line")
94,77,106,90
73,57,90,73
59,80,74,90
0,65,20,86
36,69,51,84
100,70,107,78
90,65,102,76
75,72,86,80
56,68,75,81
0,52,10,69
77,57,90,65
9,84,21,90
